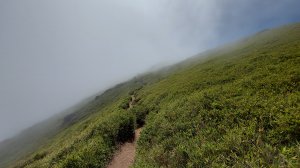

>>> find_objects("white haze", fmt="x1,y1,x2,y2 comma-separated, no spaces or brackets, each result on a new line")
0,0,299,141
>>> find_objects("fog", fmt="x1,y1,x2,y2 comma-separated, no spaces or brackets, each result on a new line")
0,0,299,141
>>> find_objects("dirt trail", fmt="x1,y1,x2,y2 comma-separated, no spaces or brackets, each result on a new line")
107,95,142,168
128,95,135,109
107,128,142,168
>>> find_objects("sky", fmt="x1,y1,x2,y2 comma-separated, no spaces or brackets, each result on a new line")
0,0,300,141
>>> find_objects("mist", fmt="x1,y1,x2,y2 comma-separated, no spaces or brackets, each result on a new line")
0,0,299,141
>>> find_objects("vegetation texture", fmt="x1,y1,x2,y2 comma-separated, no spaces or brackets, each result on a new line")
1,23,299,168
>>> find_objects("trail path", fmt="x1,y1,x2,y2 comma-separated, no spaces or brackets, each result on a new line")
129,95,135,109
107,95,142,168
107,128,142,168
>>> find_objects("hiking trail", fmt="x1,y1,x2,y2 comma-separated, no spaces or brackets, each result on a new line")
107,95,142,168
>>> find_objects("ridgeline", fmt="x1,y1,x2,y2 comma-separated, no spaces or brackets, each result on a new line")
1,23,299,168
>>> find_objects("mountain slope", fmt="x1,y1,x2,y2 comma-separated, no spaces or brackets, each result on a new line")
133,23,300,167
2,22,300,167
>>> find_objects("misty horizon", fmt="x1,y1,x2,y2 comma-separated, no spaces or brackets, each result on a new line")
1,0,300,142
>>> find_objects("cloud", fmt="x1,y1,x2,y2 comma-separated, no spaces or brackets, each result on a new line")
0,0,299,141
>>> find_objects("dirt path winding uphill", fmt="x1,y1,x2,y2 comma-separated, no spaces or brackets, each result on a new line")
107,95,142,168
129,95,135,109
107,128,142,168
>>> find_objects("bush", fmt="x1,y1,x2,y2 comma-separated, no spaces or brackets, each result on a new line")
53,110,136,167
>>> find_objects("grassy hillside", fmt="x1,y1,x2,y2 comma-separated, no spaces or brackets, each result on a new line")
0,71,163,167
1,73,164,168
2,22,300,167
0,94,104,167
133,23,300,167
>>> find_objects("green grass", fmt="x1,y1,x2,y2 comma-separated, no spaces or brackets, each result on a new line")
2,22,300,168
132,23,300,167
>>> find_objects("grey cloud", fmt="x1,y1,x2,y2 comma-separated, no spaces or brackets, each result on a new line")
0,0,299,141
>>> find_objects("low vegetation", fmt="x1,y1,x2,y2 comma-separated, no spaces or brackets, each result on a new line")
2,23,299,168
133,23,300,167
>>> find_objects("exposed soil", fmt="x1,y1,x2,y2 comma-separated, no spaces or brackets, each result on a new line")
107,95,142,168
107,128,142,168
128,95,135,109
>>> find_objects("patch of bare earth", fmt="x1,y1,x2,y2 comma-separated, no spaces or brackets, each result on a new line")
107,128,142,168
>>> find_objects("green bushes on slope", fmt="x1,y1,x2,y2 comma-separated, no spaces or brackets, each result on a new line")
133,23,300,167
56,110,135,168
10,23,300,168
15,109,136,168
